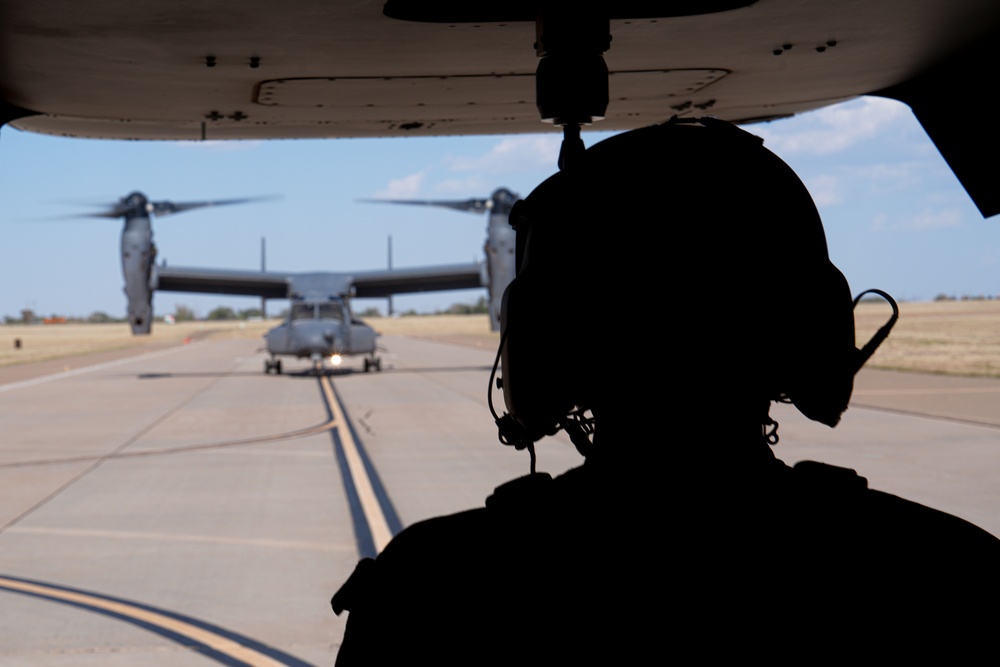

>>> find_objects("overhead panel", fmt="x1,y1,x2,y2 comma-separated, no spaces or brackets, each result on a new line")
381,0,756,23
255,69,727,113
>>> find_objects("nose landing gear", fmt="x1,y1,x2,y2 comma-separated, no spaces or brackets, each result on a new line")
364,355,382,373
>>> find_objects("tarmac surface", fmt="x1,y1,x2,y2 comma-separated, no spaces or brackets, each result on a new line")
0,335,998,665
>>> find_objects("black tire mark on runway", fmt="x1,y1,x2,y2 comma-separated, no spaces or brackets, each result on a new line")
0,417,338,469
0,575,317,667
851,401,1000,431
0,357,252,534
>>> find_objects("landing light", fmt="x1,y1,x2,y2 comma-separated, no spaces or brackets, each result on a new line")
329,355,343,366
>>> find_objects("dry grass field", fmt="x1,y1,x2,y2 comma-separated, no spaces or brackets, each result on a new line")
364,313,501,350
0,319,278,367
854,299,1000,377
0,315,499,369
0,303,997,377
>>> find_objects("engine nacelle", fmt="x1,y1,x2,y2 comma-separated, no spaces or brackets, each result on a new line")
484,188,518,332
122,216,155,334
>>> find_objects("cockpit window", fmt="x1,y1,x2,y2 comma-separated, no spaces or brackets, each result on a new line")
290,303,315,321
317,303,345,322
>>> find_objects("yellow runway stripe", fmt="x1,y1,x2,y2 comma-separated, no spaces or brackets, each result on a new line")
0,577,288,666
320,376,393,553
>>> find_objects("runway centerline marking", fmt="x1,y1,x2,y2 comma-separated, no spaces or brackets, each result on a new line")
0,575,317,667
320,376,400,556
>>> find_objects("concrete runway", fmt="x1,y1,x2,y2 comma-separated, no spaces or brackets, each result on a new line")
1,334,998,665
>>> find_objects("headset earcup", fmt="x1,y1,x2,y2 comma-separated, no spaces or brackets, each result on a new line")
778,263,857,426
499,274,578,440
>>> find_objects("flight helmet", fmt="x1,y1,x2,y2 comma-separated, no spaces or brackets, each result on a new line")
493,117,895,451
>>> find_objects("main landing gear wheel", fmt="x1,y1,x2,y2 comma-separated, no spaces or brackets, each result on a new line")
364,357,382,373
265,358,282,374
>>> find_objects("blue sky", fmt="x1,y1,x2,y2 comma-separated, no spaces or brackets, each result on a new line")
0,96,996,321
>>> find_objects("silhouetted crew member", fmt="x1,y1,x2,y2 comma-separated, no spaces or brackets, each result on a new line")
332,117,1000,663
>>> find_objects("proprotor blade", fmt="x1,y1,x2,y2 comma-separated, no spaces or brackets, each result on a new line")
150,194,280,217
359,197,490,214
59,192,280,221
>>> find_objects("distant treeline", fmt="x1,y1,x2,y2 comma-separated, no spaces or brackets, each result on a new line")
3,296,492,325
933,294,998,302
2,305,264,325
356,296,491,318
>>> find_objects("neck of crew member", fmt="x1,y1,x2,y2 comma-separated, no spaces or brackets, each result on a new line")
586,397,777,479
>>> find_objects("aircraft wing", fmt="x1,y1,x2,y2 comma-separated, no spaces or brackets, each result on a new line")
1,2,999,216
347,263,488,298
151,262,486,300
152,266,292,300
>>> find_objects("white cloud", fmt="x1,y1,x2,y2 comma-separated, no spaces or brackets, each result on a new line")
906,208,963,230
433,176,493,195
873,208,963,231
754,97,907,156
804,174,842,207
373,171,426,199
830,161,927,203
445,135,561,174
854,162,922,192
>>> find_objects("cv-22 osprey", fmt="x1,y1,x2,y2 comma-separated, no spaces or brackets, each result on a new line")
95,190,517,374
152,263,491,374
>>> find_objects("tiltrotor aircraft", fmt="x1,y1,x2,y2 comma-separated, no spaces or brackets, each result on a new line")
89,190,514,374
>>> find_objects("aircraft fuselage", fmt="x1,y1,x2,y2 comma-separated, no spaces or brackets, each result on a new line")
264,298,380,373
